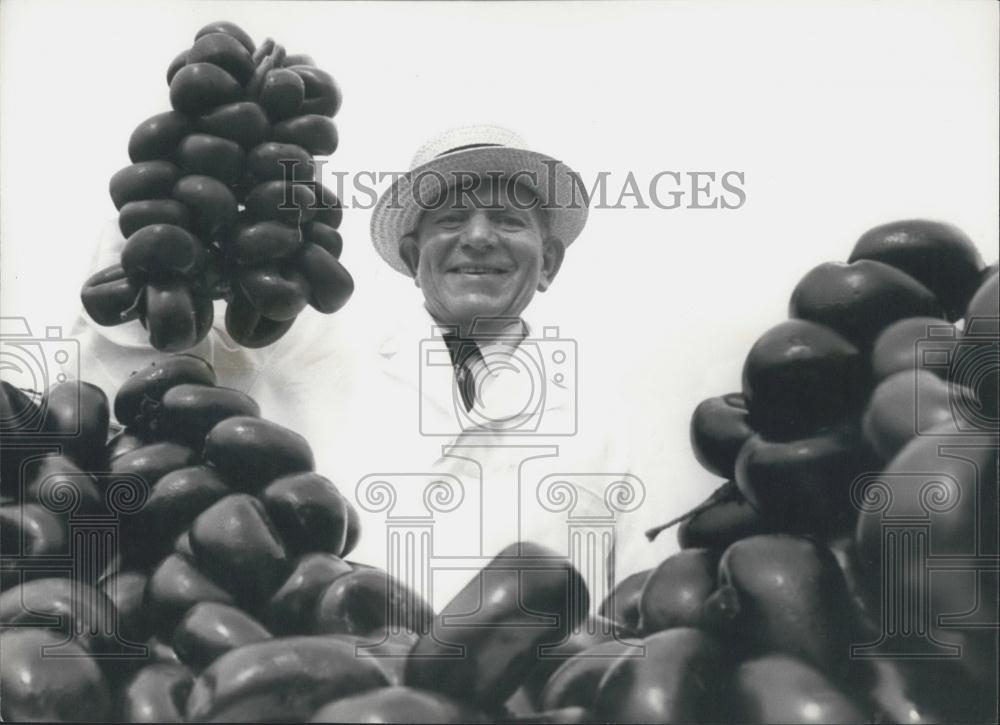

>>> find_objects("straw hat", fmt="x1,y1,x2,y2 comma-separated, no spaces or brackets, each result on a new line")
370,125,590,275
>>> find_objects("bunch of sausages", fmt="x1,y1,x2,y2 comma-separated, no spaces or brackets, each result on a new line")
80,21,352,351
616,219,998,723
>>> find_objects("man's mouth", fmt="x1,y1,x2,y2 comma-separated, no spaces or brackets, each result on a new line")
447,265,511,276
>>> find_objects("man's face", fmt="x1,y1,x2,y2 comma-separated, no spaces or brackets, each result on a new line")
400,176,564,329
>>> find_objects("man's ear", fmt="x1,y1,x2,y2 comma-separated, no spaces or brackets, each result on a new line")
398,234,421,284
537,236,565,292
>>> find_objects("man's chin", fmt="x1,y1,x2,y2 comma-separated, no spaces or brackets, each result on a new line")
435,297,520,329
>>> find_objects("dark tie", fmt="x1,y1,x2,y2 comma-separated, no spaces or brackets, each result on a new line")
442,332,484,412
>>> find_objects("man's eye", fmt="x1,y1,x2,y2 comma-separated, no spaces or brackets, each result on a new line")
437,214,464,227
498,215,526,229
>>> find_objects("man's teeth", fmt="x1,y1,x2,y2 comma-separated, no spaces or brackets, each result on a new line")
453,267,506,274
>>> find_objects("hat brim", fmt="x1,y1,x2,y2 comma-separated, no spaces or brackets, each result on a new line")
370,147,590,275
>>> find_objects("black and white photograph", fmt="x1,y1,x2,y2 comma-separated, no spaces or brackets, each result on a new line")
1,0,998,722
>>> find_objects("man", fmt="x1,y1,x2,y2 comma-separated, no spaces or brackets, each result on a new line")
70,126,663,611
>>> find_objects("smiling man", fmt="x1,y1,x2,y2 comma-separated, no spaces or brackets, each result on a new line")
399,176,563,337
397,171,565,413
372,125,580,328
360,127,587,421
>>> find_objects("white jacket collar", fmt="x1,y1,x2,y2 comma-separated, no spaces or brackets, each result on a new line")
376,301,537,359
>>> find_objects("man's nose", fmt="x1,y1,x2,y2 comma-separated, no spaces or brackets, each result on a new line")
459,212,497,249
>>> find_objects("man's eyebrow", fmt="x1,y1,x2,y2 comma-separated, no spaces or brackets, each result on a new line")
486,205,530,217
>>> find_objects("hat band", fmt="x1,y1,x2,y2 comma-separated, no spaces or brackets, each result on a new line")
434,142,504,158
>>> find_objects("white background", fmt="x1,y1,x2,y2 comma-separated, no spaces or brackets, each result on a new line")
2,0,998,541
